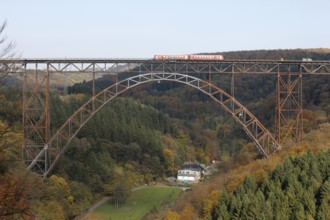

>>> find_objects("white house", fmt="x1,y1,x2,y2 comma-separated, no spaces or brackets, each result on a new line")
177,163,204,184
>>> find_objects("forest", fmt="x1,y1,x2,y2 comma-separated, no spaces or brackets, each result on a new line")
0,48,329,219
213,150,330,219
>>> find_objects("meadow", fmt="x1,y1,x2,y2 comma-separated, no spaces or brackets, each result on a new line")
83,186,182,220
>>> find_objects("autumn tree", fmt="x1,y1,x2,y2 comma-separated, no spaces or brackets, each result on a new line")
0,172,33,219
181,204,196,220
200,190,220,218
0,120,21,174
0,20,16,80
164,210,181,220
0,19,21,176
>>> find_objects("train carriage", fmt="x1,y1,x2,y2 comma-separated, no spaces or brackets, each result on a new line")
154,54,224,61
153,54,188,60
188,54,224,60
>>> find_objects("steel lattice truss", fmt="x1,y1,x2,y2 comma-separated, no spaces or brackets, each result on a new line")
3,58,330,74
276,73,303,143
1,58,330,177
22,66,50,172
28,72,280,177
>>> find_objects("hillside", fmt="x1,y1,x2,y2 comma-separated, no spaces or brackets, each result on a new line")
213,149,330,219
160,128,330,219
213,48,330,60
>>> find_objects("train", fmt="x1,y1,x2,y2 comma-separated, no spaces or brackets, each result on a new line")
154,54,224,61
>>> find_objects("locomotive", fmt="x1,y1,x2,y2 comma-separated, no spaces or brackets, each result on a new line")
153,54,224,61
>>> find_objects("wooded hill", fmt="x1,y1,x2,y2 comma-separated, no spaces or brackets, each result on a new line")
0,48,329,219
214,48,330,60
162,134,330,220
213,150,330,219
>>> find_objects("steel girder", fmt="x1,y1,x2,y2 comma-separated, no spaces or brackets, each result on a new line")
27,72,281,177
2,58,330,74
1,58,330,177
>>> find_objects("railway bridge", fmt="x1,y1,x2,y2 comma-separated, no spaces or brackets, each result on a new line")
1,58,330,177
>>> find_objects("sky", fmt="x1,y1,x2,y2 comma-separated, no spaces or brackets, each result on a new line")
1,0,330,58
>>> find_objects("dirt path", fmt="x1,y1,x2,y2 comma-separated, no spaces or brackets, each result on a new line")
78,185,147,219
88,196,111,213
77,196,111,220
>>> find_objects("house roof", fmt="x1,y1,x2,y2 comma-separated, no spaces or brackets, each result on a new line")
180,162,204,171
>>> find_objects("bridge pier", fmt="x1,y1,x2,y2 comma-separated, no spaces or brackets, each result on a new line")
276,72,303,144
22,63,50,173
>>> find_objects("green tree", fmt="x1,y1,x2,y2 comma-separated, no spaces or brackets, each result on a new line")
316,179,330,220
34,200,65,220
69,181,93,216
112,179,131,208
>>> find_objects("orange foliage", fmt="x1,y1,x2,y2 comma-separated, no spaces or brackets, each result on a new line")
164,210,181,220
0,172,33,220
303,110,314,120
201,190,220,218
251,169,267,183
225,175,245,193
181,204,196,220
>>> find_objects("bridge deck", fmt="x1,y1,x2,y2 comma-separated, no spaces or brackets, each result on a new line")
0,58,328,64
1,58,330,75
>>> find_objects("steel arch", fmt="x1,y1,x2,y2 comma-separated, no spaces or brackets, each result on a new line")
28,72,281,177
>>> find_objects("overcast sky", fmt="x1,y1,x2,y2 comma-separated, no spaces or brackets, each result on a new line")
2,0,330,58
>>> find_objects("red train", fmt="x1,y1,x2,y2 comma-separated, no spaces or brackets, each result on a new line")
153,54,224,61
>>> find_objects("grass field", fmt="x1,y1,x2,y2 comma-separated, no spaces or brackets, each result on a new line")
83,186,182,220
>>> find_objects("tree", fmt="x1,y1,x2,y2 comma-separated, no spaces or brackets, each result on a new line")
181,204,195,220
0,120,21,174
164,210,181,220
201,190,220,218
48,175,74,203
0,20,16,80
69,181,93,216
316,179,330,220
112,180,131,208
34,200,65,220
0,172,34,219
